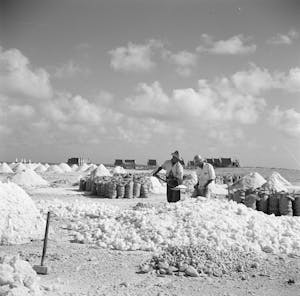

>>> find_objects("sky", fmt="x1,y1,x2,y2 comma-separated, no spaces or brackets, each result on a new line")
1,0,300,168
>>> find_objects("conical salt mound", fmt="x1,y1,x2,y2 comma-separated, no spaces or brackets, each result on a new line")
9,162,16,169
13,163,27,173
58,163,72,172
85,164,98,173
0,181,45,244
11,169,49,187
77,163,89,172
45,165,64,174
113,166,127,174
263,172,292,193
90,164,112,179
34,164,47,173
44,163,50,169
230,172,266,191
71,164,79,171
0,162,13,173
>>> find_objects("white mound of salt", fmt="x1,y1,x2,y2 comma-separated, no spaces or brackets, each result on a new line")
34,164,47,173
71,164,79,171
44,163,50,169
58,163,72,172
113,166,127,174
77,163,89,172
149,176,166,194
264,172,291,192
13,163,27,173
0,162,13,173
90,164,112,179
9,162,16,169
231,172,266,191
11,169,49,187
46,165,64,174
0,255,42,295
0,181,45,244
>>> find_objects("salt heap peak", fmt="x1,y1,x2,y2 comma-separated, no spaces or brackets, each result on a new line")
0,162,13,173
13,163,27,173
58,162,72,172
0,181,45,244
90,164,112,179
44,163,50,168
0,254,42,295
85,164,98,173
46,164,64,174
263,171,292,193
230,172,266,191
71,164,79,171
77,163,89,172
11,168,49,187
34,163,47,173
113,166,127,174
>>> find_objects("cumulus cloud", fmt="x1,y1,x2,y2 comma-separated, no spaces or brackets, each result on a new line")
109,39,163,72
0,46,52,99
267,29,299,45
197,34,257,55
53,60,90,78
162,50,198,77
268,106,300,138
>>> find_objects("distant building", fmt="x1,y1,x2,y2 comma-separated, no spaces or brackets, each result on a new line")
147,159,157,167
114,159,124,167
124,159,136,169
67,157,88,166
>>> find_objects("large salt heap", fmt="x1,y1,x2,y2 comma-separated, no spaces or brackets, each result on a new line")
77,163,89,172
113,166,127,174
34,163,47,173
71,164,79,171
230,172,266,191
0,255,42,295
90,164,112,180
11,169,49,187
13,163,27,173
85,164,98,173
58,162,72,172
0,162,13,173
45,164,64,174
263,171,291,192
0,181,45,244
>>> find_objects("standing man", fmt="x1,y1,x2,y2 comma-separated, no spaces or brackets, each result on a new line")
192,155,216,198
153,150,184,203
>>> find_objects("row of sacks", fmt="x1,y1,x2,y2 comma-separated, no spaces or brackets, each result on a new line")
79,174,151,199
229,189,300,216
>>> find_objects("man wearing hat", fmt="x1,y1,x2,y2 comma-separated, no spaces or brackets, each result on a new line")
153,150,184,203
192,154,216,198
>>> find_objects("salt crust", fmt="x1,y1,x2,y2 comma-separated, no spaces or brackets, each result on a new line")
0,181,45,245
37,197,300,255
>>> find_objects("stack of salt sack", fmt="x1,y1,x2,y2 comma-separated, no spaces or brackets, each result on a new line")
11,169,49,187
113,166,127,174
45,164,64,174
13,163,27,173
58,162,72,173
34,163,47,173
0,162,13,173
0,181,45,244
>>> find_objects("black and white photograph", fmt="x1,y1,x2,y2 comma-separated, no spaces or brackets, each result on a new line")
1,0,300,295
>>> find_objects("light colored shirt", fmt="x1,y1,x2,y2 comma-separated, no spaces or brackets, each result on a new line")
196,162,216,187
161,160,183,180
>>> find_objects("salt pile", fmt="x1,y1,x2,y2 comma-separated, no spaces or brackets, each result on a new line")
0,254,42,295
113,166,127,174
230,172,266,191
90,164,112,179
263,172,292,193
44,163,50,169
58,162,72,172
71,164,79,171
149,176,166,194
9,162,16,169
11,169,49,187
13,163,27,173
85,164,98,173
45,165,64,174
34,164,47,173
38,198,300,255
0,162,13,173
77,163,89,172
0,181,45,244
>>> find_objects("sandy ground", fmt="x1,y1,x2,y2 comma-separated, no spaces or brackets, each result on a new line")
1,170,300,296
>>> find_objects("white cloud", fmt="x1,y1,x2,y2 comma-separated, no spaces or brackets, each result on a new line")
268,106,300,138
197,34,257,55
267,29,299,45
53,60,90,78
0,46,52,99
163,50,197,77
109,39,162,72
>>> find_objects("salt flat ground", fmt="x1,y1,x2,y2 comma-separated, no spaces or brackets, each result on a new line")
1,168,300,296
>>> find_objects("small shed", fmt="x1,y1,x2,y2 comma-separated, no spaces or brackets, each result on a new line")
114,159,124,167
124,159,136,169
147,159,157,167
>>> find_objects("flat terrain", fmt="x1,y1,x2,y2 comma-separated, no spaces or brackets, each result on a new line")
1,168,300,296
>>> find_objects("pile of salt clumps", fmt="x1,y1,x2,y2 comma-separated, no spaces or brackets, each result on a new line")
0,255,43,296
37,197,300,256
